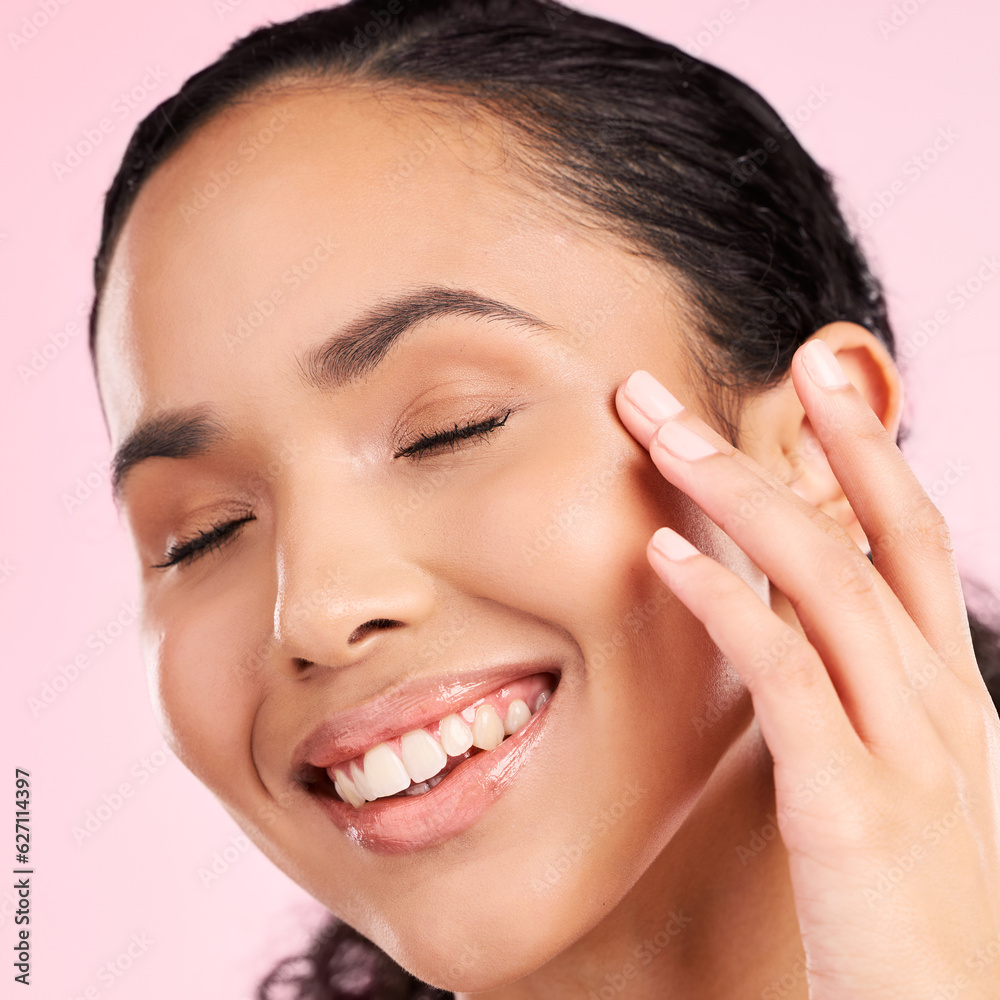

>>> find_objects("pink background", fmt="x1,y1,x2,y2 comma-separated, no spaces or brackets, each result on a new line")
2,1,998,996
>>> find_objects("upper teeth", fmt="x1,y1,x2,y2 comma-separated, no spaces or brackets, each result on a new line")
330,689,550,809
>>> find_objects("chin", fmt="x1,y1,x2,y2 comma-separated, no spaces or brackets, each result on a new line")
383,900,579,994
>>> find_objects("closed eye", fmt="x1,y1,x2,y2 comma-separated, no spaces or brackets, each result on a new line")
394,408,514,461
151,515,255,570
151,409,514,570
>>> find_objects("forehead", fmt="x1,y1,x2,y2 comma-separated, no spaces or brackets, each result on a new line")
95,83,673,442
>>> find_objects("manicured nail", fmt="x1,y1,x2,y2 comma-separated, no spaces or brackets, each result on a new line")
651,527,700,561
623,370,685,422
802,340,849,388
654,420,718,460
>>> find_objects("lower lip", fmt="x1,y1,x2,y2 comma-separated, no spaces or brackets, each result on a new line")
310,686,556,854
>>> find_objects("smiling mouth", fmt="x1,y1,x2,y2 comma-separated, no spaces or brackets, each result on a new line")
302,671,558,809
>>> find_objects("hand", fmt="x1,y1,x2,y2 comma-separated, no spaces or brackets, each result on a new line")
614,340,1000,1000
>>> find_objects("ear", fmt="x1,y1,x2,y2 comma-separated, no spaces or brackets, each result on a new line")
736,321,905,553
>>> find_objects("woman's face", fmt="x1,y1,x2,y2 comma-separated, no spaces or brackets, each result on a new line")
96,84,767,988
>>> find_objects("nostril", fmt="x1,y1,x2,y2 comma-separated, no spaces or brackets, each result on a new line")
348,619,403,644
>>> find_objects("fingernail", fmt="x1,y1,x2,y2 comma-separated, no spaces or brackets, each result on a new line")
802,340,849,388
623,370,685,422
654,420,718,460
651,527,700,561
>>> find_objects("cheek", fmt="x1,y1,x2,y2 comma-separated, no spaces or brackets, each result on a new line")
417,404,758,796
142,586,264,812
417,402,668,629
413,409,746,780
417,407,721,696
378,425,754,987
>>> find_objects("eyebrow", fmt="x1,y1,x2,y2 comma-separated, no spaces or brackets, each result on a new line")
111,285,555,500
111,407,226,501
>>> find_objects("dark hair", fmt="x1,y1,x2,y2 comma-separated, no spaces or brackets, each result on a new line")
87,1,1000,996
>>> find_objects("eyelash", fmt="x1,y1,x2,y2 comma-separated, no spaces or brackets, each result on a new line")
393,408,513,462
151,515,255,571
151,409,514,570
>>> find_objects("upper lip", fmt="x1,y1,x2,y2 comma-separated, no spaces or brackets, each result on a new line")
292,660,562,779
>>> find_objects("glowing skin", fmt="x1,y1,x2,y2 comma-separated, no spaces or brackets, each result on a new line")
95,85,1000,998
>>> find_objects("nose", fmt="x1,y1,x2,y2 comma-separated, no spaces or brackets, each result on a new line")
270,477,437,676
